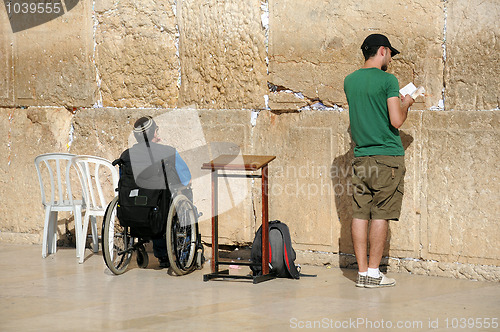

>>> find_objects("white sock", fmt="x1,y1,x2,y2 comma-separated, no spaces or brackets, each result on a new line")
358,271,368,276
367,268,380,278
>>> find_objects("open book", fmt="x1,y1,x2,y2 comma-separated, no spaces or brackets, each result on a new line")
399,83,425,99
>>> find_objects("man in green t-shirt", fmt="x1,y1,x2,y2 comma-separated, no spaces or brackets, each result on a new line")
344,34,414,288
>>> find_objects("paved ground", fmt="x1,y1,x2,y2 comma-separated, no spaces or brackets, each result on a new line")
1,244,499,331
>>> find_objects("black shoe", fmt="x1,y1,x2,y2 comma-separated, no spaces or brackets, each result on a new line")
158,257,170,269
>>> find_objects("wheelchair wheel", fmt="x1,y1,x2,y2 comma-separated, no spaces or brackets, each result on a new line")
102,196,133,275
166,194,199,275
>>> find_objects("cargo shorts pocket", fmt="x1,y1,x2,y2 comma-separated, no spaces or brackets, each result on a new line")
374,157,399,179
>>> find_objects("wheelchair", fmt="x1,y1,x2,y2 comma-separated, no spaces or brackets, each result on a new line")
102,159,203,276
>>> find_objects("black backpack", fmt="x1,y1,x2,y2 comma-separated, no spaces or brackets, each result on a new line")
250,220,300,279
114,151,170,238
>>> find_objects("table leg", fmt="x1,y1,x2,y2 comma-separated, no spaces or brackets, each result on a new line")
211,170,219,273
261,164,269,275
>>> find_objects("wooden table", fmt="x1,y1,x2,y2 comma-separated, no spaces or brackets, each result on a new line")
201,154,276,283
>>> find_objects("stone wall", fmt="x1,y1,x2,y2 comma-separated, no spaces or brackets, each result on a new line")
0,0,499,281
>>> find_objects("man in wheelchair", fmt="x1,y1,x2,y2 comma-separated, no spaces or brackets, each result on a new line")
116,116,192,269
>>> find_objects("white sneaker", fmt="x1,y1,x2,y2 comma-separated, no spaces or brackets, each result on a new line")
356,274,367,287
365,272,396,288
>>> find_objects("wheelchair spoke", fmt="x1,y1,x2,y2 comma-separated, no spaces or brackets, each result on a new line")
102,196,133,275
115,252,127,269
167,195,199,275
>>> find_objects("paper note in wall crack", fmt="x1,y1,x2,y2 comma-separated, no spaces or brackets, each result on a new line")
400,83,425,99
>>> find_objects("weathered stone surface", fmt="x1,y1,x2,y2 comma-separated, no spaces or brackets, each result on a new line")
395,259,500,282
252,110,421,258
95,0,179,108
253,110,343,253
421,111,500,265
0,11,14,106
196,110,254,244
333,111,355,255
267,90,308,111
1,0,500,280
69,108,134,160
0,232,40,245
298,252,500,282
269,0,444,110
9,1,95,106
445,0,500,110
296,250,357,269
0,107,73,236
178,0,268,109
386,111,421,258
2,106,500,280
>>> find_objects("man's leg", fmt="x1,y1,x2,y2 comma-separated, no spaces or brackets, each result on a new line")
351,218,369,272
365,218,396,288
367,219,388,269
152,238,170,268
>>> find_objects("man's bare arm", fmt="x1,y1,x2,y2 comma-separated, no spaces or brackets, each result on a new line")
387,95,414,129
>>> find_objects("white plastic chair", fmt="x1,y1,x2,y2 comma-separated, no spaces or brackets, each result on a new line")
72,155,119,263
34,153,84,258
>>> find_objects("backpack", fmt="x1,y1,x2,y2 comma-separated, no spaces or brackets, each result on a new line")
250,220,300,279
114,151,170,238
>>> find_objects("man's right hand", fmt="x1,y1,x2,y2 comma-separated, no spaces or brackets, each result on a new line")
401,94,415,108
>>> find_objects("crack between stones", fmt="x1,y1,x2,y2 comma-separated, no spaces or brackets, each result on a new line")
260,0,270,110
92,0,103,108
173,0,182,93
267,81,344,111
441,0,448,111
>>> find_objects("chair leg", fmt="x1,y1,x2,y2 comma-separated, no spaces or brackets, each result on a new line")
90,215,99,253
48,211,58,254
78,212,90,263
74,205,83,260
42,207,52,258
77,212,92,264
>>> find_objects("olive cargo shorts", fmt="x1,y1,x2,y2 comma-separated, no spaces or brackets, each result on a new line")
351,155,405,221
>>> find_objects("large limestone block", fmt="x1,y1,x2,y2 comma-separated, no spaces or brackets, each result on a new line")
421,111,500,265
95,0,179,108
445,0,500,110
9,1,95,106
0,107,73,236
178,0,268,109
389,111,422,258
269,0,444,110
252,110,343,252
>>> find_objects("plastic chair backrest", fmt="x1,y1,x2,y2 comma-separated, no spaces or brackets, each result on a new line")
34,153,78,207
72,155,119,211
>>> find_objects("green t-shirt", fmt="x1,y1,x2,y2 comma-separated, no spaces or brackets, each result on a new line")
344,68,404,157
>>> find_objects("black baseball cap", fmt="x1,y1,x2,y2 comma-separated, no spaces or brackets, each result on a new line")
361,33,400,57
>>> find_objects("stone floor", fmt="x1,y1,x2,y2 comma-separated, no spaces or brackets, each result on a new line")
1,244,499,331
